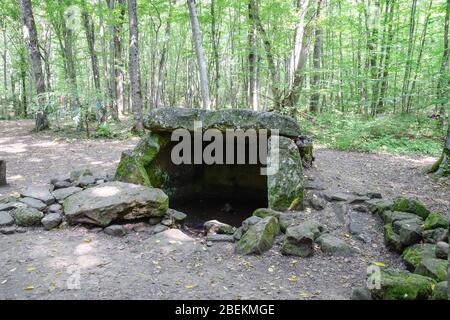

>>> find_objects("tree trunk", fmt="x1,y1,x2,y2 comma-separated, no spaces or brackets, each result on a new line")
128,0,143,132
437,0,449,118
187,0,211,110
309,3,323,113
248,0,258,111
115,0,126,117
0,160,6,186
19,0,48,131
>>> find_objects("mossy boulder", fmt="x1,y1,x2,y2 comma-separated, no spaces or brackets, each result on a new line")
384,223,404,253
382,211,422,225
278,212,303,233
431,281,448,300
393,218,423,247
401,244,436,270
235,216,280,255
423,228,449,244
370,269,436,300
414,257,448,282
423,212,449,230
143,107,302,138
367,199,393,215
267,136,304,211
14,207,44,227
115,132,169,187
282,220,324,257
392,197,430,219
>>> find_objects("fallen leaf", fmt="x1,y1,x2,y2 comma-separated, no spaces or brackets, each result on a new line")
27,267,36,273
372,261,386,267
83,238,92,243
1,279,7,284
268,267,274,273
185,284,197,289
288,275,299,283
23,286,34,291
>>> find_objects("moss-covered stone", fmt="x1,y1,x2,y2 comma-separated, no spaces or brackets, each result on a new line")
423,228,449,244
267,136,304,211
382,211,422,225
370,269,436,300
367,199,393,215
315,233,354,256
384,223,404,253
401,244,436,270
115,132,170,187
392,197,430,219
423,212,449,230
282,220,324,257
431,281,448,300
414,257,448,282
14,207,44,227
235,216,280,255
143,107,302,137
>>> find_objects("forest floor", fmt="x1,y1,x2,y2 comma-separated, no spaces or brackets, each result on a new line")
0,120,449,300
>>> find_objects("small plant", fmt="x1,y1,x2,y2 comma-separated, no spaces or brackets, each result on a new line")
94,123,117,138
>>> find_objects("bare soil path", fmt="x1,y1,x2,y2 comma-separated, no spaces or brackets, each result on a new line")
0,120,448,300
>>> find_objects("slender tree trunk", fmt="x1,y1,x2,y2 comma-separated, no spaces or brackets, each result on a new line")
289,0,310,87
436,0,449,118
115,0,126,117
128,0,143,132
248,0,258,111
187,0,211,110
309,6,323,113
211,0,220,107
19,0,48,131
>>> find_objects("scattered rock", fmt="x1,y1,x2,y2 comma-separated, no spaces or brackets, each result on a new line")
393,219,422,247
204,220,235,235
0,202,26,212
19,197,46,211
304,182,325,191
281,220,324,257
167,208,187,222
77,174,96,187
384,223,403,253
52,187,83,202
233,227,243,240
242,216,262,233
236,216,280,255
401,243,436,270
353,205,369,213
14,207,44,226
367,192,382,199
41,213,63,230
104,225,127,237
391,197,430,219
382,211,422,224
278,212,302,233
20,185,55,205
369,269,435,300
53,180,72,189
0,226,16,235
308,194,326,210
64,182,168,227
70,169,93,182
206,234,235,243
145,229,198,254
152,224,169,234
0,211,14,227
333,203,348,224
423,228,448,244
323,192,349,202
414,257,448,282
349,196,370,204
366,199,393,215
423,212,449,230
316,233,354,256
347,221,363,235
432,281,448,300
351,287,372,300
161,219,173,227
47,203,63,213
50,174,71,185
435,242,448,260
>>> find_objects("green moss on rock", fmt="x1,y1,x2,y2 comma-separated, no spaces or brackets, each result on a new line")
401,244,436,270
432,281,448,300
423,212,449,230
392,198,430,219
414,257,448,282
384,223,404,253
370,269,436,300
235,216,280,255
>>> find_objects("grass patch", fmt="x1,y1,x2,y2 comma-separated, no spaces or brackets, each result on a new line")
302,112,445,156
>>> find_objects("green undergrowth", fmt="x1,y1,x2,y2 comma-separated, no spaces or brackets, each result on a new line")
302,112,445,156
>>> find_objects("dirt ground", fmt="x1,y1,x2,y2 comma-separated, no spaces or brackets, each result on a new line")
0,120,448,300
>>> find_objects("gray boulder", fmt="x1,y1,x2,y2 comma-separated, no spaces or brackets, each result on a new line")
316,233,354,256
53,180,72,189
0,211,14,227
432,281,448,300
393,218,423,247
19,197,46,211
104,225,127,237
20,185,55,205
14,207,44,226
242,216,262,233
235,216,280,255
267,136,304,211
278,212,303,233
204,220,235,235
435,242,448,260
423,228,448,244
0,202,26,212
41,213,63,230
167,208,187,222
77,174,96,187
206,234,235,243
282,220,324,257
53,187,82,202
47,203,63,213
382,211,423,224
64,181,169,226
414,257,448,282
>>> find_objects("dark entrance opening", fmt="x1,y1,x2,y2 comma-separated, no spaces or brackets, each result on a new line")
146,133,269,230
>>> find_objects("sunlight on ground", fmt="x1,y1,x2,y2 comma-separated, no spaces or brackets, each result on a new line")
1,143,27,153
91,186,120,197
